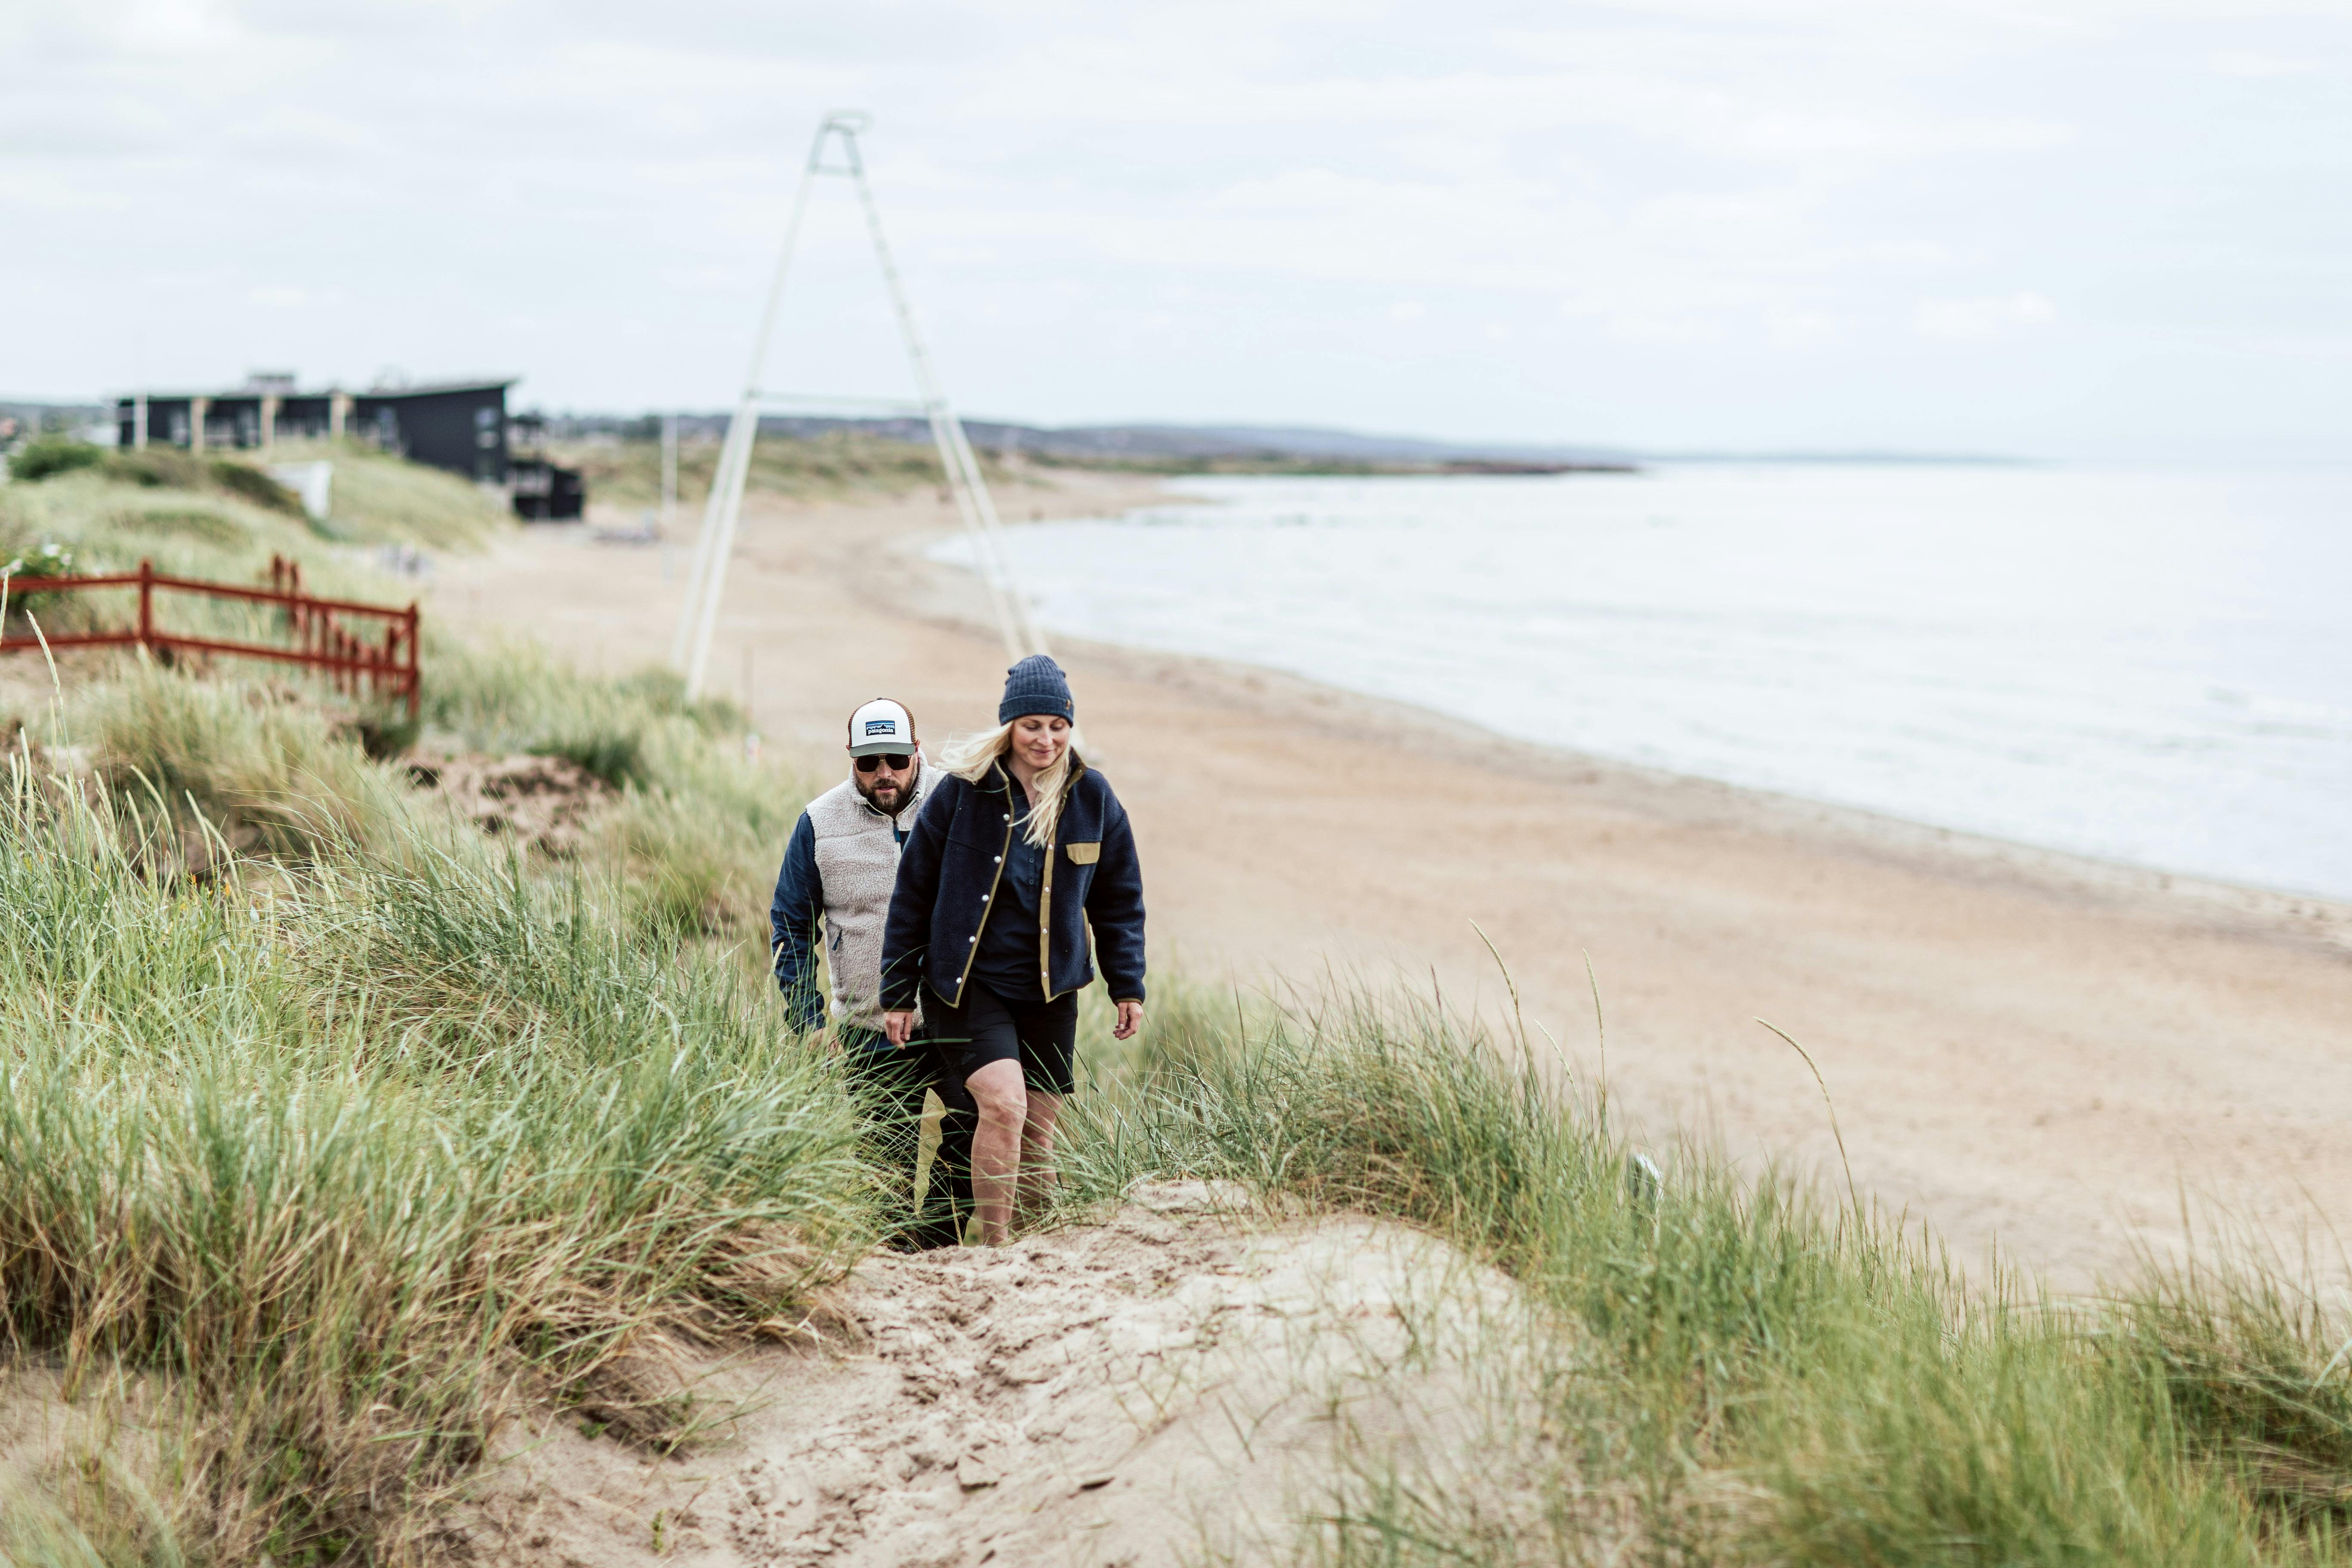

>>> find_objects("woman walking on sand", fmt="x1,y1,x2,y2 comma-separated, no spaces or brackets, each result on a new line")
879,656,1146,1246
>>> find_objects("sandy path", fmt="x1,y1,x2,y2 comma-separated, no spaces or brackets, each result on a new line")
453,1184,1549,1568
426,473,2352,1287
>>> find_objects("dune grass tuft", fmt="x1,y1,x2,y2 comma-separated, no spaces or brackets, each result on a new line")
0,763,870,1562
77,665,417,862
252,439,509,549
1064,984,2352,1564
422,641,806,938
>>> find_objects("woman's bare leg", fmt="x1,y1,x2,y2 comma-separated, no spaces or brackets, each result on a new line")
965,1059,1028,1246
1015,1092,1063,1228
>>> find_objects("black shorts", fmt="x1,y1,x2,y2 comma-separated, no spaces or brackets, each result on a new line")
926,982,1079,1097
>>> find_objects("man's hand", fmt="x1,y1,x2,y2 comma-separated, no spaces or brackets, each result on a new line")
1113,1000,1145,1041
884,1009,917,1047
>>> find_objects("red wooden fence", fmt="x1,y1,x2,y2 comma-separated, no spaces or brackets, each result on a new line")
0,554,420,718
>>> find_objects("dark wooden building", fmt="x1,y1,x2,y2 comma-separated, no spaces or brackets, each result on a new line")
115,376,518,484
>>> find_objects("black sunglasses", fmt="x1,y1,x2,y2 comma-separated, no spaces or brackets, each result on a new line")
854,753,914,773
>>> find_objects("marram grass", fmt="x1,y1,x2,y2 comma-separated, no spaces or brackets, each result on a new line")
1063,983,2352,1565
0,766,873,1563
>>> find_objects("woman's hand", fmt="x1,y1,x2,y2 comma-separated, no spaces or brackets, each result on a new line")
1113,1000,1144,1041
884,1009,917,1047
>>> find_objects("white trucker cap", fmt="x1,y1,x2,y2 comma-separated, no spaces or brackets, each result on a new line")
846,698,917,756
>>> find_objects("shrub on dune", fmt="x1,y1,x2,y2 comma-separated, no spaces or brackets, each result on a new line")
8,436,104,483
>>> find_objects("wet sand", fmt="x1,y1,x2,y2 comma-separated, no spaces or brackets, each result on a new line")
429,471,2352,1287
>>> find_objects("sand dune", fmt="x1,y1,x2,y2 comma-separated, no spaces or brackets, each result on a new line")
451,1184,1550,1567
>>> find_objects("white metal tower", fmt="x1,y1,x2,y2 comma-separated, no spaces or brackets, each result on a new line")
671,110,1048,699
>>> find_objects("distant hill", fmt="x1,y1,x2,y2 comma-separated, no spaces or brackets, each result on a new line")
8,395,2014,474
567,413,1641,474
970,421,1640,470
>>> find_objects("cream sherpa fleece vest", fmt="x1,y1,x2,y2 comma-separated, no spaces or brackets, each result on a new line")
806,765,934,1030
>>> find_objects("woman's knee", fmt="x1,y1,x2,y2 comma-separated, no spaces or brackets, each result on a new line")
966,1060,1027,1125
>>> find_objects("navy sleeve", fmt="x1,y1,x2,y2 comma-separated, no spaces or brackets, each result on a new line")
1084,785,1148,1005
769,812,827,1032
880,780,953,1012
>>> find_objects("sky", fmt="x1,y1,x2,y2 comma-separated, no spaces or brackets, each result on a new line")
4,0,2351,459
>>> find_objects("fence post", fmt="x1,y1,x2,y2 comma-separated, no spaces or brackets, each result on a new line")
405,603,420,720
137,559,153,653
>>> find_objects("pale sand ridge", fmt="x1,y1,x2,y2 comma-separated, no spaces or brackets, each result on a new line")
427,472,2352,1288
449,1183,1553,1567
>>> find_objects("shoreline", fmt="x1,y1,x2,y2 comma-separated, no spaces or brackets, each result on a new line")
1057,634,2352,959
430,472,2352,1288
886,506,2352,965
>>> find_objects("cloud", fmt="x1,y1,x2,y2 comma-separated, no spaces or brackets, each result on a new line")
1767,305,1839,346
2210,49,2326,77
247,285,347,308
1733,110,2071,159
0,0,2346,456
1913,292,2059,337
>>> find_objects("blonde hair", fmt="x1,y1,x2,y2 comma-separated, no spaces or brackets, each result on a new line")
939,721,1078,848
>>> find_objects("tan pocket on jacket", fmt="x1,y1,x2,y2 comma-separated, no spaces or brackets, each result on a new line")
1064,841,1101,865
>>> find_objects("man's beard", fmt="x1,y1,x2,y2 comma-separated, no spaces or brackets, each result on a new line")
854,762,917,815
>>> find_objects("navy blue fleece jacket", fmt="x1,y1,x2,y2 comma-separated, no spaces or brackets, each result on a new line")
878,757,1145,1011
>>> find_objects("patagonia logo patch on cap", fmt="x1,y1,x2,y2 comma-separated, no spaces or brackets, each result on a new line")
847,698,918,757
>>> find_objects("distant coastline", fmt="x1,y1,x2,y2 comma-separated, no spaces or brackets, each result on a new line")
1647,450,2033,466
3,393,2028,478
1021,450,1639,478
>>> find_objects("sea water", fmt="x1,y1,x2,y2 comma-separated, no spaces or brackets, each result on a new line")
933,466,2352,899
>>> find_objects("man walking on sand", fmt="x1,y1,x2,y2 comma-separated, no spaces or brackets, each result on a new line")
771,698,974,1250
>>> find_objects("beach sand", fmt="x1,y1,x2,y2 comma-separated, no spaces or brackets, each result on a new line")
429,471,2352,1288
452,1183,1551,1567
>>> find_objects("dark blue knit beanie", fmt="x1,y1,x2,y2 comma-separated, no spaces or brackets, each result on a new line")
998,654,1074,725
